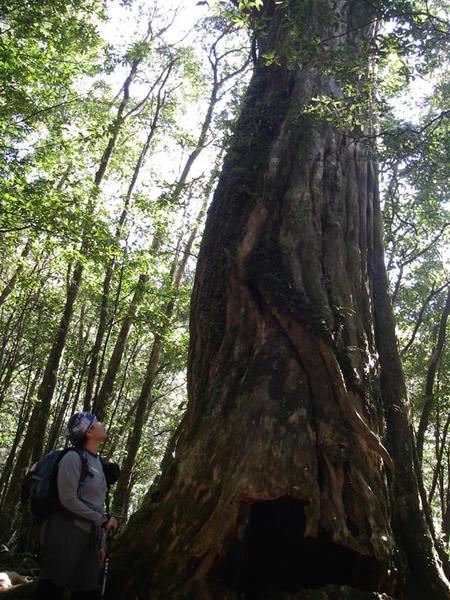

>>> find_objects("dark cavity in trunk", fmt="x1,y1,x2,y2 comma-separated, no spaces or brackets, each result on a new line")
215,497,381,596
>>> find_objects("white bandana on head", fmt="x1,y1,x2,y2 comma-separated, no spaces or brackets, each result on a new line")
68,412,96,441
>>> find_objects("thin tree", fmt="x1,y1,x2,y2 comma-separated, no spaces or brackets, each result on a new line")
112,198,207,518
84,53,177,411
0,239,32,308
416,286,450,462
93,272,150,421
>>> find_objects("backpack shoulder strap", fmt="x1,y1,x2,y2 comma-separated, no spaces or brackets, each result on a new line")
100,457,108,480
100,457,111,518
48,448,71,486
63,447,90,487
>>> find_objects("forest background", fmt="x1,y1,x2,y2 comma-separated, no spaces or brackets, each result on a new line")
0,0,449,550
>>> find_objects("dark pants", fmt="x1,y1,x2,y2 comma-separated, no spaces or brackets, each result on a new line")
35,512,101,596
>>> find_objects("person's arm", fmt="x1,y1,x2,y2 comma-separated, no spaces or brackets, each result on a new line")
57,451,104,526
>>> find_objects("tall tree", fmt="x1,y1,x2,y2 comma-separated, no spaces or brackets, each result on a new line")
112,197,208,519
416,286,450,463
83,19,179,410
110,1,450,598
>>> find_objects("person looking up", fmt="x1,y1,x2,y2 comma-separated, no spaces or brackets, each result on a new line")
34,412,118,600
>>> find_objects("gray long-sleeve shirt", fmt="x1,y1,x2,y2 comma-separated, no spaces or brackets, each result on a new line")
57,449,106,532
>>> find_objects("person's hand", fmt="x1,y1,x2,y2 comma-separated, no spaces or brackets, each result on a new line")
103,516,118,531
99,548,106,564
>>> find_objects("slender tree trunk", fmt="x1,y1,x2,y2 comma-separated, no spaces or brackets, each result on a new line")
429,410,450,505
400,282,448,356
0,239,32,308
0,310,16,372
416,286,450,463
73,351,90,409
102,338,142,460
91,260,127,406
0,311,27,408
83,266,114,411
110,2,450,598
0,367,40,510
93,273,149,421
84,55,174,411
45,374,74,452
29,260,84,461
112,200,207,518
170,37,249,206
442,447,450,546
112,333,163,518
0,284,38,409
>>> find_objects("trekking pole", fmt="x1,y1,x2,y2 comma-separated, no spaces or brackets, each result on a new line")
100,530,114,599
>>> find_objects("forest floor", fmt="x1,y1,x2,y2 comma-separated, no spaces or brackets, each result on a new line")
0,546,37,598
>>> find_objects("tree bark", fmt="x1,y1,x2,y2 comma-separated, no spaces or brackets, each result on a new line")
45,374,74,452
110,2,450,598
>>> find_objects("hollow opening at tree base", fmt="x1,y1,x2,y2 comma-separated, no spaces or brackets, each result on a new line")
213,497,381,597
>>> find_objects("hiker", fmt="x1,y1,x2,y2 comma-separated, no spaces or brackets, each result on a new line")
33,412,118,600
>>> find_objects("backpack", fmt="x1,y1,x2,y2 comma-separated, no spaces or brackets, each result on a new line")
21,447,90,522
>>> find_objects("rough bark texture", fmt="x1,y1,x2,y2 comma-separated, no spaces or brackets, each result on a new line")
110,1,450,598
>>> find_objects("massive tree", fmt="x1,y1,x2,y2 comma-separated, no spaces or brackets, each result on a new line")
110,1,450,598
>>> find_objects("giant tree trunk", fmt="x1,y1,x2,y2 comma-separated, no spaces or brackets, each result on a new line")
110,2,450,598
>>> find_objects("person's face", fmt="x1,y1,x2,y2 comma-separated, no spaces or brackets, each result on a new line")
86,418,107,442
